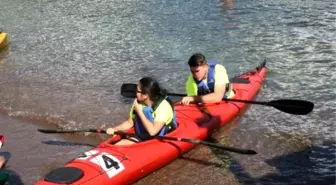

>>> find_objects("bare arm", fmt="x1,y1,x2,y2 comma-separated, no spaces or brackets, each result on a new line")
182,82,226,105
195,64,229,103
112,117,134,131
195,82,226,103
136,111,165,136
0,156,6,169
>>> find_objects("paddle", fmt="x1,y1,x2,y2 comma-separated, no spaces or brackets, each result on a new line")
37,129,107,134
120,83,314,115
37,129,256,155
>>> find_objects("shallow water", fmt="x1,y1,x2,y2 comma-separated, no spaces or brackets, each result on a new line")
0,0,335,184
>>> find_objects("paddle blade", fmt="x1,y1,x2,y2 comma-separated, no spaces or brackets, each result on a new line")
269,99,314,115
37,129,78,134
121,83,137,98
207,143,257,155
38,129,107,134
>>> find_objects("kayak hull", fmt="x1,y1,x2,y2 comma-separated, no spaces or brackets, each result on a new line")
35,62,267,185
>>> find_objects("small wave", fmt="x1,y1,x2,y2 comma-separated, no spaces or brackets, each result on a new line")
0,107,75,129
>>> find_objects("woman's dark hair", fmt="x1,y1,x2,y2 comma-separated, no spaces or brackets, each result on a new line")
188,53,207,67
139,77,167,102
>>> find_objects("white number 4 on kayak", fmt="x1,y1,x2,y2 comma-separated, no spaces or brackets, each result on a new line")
77,150,125,178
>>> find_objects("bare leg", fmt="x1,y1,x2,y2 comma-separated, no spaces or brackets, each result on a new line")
114,137,139,145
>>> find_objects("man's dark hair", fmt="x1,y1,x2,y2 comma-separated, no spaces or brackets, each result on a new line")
188,53,207,67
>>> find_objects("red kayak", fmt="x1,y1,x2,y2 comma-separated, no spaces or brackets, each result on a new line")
35,62,267,185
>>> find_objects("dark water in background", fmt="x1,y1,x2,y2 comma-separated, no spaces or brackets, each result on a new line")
0,0,335,184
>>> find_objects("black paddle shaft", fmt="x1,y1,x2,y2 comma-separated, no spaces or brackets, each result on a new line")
37,129,256,155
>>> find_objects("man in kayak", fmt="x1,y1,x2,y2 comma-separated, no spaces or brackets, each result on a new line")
106,77,177,145
181,53,235,105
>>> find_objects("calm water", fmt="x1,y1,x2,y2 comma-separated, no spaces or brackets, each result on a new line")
0,0,335,184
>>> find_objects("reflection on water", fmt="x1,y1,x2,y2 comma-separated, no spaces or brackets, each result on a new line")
219,0,235,9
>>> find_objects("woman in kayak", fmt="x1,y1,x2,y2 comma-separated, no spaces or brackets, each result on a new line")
106,77,176,145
